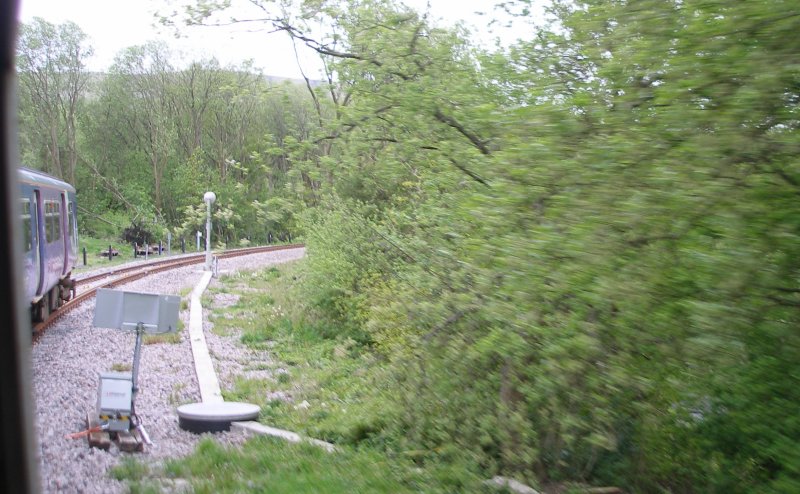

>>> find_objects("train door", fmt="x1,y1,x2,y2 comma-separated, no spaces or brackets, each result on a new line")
33,190,44,296
20,194,39,303
68,194,77,261
60,192,68,275
42,194,61,313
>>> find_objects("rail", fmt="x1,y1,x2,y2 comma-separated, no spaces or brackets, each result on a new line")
32,244,304,342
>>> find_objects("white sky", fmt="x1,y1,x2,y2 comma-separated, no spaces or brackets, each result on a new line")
16,0,541,79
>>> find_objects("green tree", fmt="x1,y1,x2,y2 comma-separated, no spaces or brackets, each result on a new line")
109,42,179,215
235,0,800,491
16,17,92,183
43,0,800,490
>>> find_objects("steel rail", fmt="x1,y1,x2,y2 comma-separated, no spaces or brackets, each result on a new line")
75,244,303,287
32,244,304,343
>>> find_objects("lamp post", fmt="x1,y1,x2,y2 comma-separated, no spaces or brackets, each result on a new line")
203,191,216,271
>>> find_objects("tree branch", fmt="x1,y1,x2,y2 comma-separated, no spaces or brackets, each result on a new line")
314,105,394,143
275,22,413,81
449,158,490,187
433,108,491,155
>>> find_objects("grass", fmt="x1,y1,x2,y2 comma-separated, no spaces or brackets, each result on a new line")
179,287,192,311
111,457,151,482
206,262,395,444
163,436,485,494
74,235,298,274
143,331,182,345
74,235,199,273
116,435,489,494
114,260,487,493
74,236,135,273
142,319,184,345
168,382,190,406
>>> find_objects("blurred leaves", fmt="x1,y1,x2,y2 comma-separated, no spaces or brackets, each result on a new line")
293,0,800,491
17,0,800,490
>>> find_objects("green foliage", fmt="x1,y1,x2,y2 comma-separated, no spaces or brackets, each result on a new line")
77,207,128,239
110,457,150,481
17,28,323,241
74,235,139,272
17,0,800,491
271,0,800,491
159,436,486,494
16,17,91,185
143,323,183,344
167,262,486,493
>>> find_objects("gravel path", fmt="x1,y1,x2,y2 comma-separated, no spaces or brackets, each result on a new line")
32,247,305,493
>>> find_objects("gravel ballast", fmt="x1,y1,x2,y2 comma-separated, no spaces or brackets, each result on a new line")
31,247,305,493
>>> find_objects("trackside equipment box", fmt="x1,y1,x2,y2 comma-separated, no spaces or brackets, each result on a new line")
97,372,133,432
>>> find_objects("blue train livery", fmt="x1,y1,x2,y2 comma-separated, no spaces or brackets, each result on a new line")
18,167,78,322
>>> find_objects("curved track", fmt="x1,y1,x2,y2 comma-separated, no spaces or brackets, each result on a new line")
32,244,303,341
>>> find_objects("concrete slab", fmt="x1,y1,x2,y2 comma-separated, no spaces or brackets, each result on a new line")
188,271,223,404
185,262,335,452
231,421,337,452
177,402,260,434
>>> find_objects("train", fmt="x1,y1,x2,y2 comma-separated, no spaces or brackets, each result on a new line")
18,167,78,322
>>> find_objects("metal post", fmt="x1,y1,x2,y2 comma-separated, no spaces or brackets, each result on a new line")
203,191,216,271
205,201,211,269
83,247,87,266
131,323,145,415
108,245,113,261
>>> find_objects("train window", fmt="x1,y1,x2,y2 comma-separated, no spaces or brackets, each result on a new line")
21,199,31,252
45,202,52,242
53,202,61,241
68,201,76,248
55,202,61,241
45,201,61,243
44,202,51,242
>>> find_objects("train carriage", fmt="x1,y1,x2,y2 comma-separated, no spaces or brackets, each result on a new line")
18,167,78,322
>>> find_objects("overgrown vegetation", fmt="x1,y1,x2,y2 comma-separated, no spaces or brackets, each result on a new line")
142,326,183,345
165,436,492,494
114,262,487,492
210,262,392,445
73,234,183,274
17,0,800,492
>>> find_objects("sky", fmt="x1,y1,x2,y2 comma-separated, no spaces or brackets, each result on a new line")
16,0,540,80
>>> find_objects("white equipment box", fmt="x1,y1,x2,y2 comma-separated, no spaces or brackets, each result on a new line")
97,372,134,432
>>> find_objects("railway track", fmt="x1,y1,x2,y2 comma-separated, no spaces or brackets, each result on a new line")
32,244,303,341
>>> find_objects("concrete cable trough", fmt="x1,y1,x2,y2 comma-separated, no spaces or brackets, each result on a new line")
178,271,262,433
179,268,334,451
